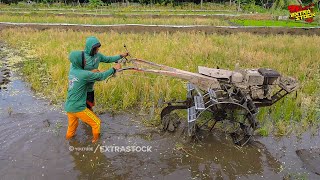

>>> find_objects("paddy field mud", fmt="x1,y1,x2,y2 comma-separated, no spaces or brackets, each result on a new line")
0,22,319,36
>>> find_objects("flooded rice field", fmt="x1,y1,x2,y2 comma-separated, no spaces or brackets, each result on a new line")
0,43,319,179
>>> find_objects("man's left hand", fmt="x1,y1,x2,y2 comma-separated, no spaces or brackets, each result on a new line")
91,69,100,73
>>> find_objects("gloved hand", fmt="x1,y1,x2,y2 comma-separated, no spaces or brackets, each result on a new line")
110,63,122,78
113,63,122,73
120,52,129,58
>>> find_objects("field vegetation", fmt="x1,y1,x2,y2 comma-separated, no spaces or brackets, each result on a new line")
0,28,319,136
0,12,318,27
1,0,319,136
0,13,229,26
0,3,318,27
231,19,320,27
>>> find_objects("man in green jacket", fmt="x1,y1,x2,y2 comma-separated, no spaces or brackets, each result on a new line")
65,50,121,143
82,36,128,111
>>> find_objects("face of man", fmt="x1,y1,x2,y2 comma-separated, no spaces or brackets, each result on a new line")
94,47,100,55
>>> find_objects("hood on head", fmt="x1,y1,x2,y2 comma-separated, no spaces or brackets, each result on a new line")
69,51,83,69
84,36,101,56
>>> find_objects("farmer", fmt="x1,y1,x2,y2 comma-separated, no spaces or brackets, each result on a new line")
65,50,122,143
82,36,128,111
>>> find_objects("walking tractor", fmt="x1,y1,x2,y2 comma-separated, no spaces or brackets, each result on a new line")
117,47,299,146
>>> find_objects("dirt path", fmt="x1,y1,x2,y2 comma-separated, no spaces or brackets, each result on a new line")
0,22,319,36
0,43,319,179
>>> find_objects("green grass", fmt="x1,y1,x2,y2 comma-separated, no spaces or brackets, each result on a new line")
0,3,291,16
0,3,240,17
2,10,319,27
0,9,242,15
0,14,229,26
231,19,320,27
0,2,239,12
0,28,319,135
2,12,319,28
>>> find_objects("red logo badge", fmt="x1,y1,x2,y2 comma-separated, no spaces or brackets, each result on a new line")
288,3,316,23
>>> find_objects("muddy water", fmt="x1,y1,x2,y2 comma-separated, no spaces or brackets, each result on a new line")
0,43,319,180
1,23,320,36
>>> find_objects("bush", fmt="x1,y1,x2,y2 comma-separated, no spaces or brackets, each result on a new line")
242,3,268,13
89,0,103,8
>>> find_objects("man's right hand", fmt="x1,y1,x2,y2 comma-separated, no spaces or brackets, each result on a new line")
120,52,129,58
113,63,122,70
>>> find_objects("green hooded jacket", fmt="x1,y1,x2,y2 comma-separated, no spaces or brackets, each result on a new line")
83,36,122,92
65,51,115,113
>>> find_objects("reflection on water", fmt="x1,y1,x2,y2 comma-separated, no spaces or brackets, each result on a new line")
157,131,281,180
68,119,282,180
69,139,113,179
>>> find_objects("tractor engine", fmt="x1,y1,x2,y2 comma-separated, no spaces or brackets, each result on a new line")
198,67,282,101
239,68,281,100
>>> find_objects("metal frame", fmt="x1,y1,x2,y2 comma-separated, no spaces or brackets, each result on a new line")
118,58,298,146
